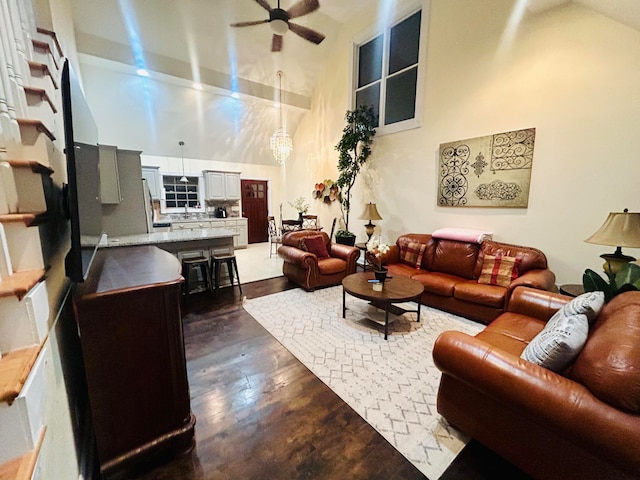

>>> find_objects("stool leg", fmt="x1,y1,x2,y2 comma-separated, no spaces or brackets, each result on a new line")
232,258,242,294
226,259,234,287
215,260,221,294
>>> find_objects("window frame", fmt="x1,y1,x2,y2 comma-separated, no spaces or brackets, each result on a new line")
350,1,429,137
161,172,205,213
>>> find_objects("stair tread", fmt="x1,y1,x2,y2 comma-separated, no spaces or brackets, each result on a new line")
0,344,43,404
0,427,45,480
0,269,45,300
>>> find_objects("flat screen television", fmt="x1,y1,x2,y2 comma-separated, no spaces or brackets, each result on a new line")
61,59,103,282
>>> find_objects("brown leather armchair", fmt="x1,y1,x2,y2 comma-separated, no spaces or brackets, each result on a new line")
278,230,360,290
433,286,640,480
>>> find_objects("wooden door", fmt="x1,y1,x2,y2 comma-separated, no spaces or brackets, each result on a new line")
241,179,268,243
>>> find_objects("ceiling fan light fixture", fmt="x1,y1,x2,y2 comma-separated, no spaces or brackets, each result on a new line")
270,18,288,35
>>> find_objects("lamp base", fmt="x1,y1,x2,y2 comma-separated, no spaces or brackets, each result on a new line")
364,221,376,242
600,247,636,278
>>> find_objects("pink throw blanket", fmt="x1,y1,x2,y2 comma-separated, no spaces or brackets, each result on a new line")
432,227,493,244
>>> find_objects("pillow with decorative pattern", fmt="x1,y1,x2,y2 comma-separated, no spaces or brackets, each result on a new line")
400,241,426,269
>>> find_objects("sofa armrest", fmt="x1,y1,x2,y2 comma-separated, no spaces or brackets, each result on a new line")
510,268,556,292
507,285,571,321
433,331,640,471
329,243,360,273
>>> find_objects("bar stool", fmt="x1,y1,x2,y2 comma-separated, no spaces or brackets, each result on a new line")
210,253,242,295
182,257,211,302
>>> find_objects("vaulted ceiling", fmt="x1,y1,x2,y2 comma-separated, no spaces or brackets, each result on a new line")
68,0,640,163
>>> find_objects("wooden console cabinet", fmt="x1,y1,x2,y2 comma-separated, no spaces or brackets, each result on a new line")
73,246,195,478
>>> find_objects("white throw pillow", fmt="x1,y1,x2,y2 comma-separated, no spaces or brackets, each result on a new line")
520,291,605,372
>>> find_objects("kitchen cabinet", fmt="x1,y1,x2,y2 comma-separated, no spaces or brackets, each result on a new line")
171,221,211,231
141,166,160,199
237,218,248,248
73,246,195,478
98,144,121,204
204,171,240,201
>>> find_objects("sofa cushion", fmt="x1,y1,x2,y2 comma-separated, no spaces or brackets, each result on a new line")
519,292,604,372
431,239,479,279
520,312,589,372
476,313,545,356
454,280,506,309
301,235,329,259
569,292,640,412
478,252,522,287
317,257,345,275
400,240,427,269
412,272,460,297
386,263,427,279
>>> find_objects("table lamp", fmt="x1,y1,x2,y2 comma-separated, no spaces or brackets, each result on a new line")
585,208,640,278
359,202,382,242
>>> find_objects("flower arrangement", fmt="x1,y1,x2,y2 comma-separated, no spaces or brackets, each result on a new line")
313,179,340,204
366,237,390,271
289,196,310,214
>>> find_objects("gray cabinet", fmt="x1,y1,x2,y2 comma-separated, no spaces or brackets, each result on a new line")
98,144,121,204
204,171,240,200
141,166,160,199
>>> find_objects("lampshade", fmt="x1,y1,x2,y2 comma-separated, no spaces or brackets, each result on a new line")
359,202,382,221
585,210,640,248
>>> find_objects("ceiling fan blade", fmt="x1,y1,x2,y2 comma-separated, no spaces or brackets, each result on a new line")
271,34,283,52
286,0,320,19
230,19,269,27
288,22,325,45
254,0,273,12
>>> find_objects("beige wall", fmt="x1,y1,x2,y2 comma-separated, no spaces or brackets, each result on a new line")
290,0,640,285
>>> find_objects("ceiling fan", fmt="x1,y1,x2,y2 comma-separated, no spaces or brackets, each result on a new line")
230,0,326,52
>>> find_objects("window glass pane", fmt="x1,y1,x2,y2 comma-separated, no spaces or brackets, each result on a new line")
356,83,380,125
385,67,418,125
389,11,421,75
358,35,383,88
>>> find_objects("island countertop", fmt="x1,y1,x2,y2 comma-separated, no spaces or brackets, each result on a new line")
100,228,237,248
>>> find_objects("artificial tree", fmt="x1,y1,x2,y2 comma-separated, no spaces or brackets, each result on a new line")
334,105,377,245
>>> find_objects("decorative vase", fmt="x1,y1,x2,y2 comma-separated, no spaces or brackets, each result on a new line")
298,212,304,223
374,267,388,284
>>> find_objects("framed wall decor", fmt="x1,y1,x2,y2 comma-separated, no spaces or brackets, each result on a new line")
437,128,535,208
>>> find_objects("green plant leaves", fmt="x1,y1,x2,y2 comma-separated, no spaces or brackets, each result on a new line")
583,263,640,302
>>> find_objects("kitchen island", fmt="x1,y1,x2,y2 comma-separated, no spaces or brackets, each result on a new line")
99,228,237,258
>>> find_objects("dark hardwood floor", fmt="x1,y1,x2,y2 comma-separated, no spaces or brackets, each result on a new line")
117,277,531,480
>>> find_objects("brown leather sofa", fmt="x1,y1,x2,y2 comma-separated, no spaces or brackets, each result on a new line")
433,286,640,480
278,230,360,290
374,233,556,323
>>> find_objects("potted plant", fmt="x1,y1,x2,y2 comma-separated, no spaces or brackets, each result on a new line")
583,262,640,302
289,196,310,222
334,105,377,245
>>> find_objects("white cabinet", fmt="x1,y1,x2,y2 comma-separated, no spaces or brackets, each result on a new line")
237,218,248,248
99,144,121,204
204,171,240,201
224,173,241,200
141,166,160,200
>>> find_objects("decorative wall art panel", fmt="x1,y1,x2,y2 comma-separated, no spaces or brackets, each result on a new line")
438,128,535,208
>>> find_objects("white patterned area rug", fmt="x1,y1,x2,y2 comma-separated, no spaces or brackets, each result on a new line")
243,286,484,479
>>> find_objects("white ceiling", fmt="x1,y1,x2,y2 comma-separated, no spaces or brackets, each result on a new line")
68,0,640,163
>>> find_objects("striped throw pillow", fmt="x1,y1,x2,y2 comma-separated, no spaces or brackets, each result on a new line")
400,241,426,269
478,252,522,287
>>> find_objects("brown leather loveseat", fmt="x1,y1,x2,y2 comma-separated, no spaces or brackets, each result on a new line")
433,286,640,480
375,233,556,323
278,230,360,291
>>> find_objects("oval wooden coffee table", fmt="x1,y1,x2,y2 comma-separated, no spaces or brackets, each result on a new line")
342,272,425,340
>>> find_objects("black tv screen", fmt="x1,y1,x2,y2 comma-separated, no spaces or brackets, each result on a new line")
61,59,103,282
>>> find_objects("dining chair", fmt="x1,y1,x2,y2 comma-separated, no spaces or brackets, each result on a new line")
267,216,282,257
281,219,303,233
302,215,318,229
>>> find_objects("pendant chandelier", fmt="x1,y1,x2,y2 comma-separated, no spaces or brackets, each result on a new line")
179,141,188,183
270,71,292,165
